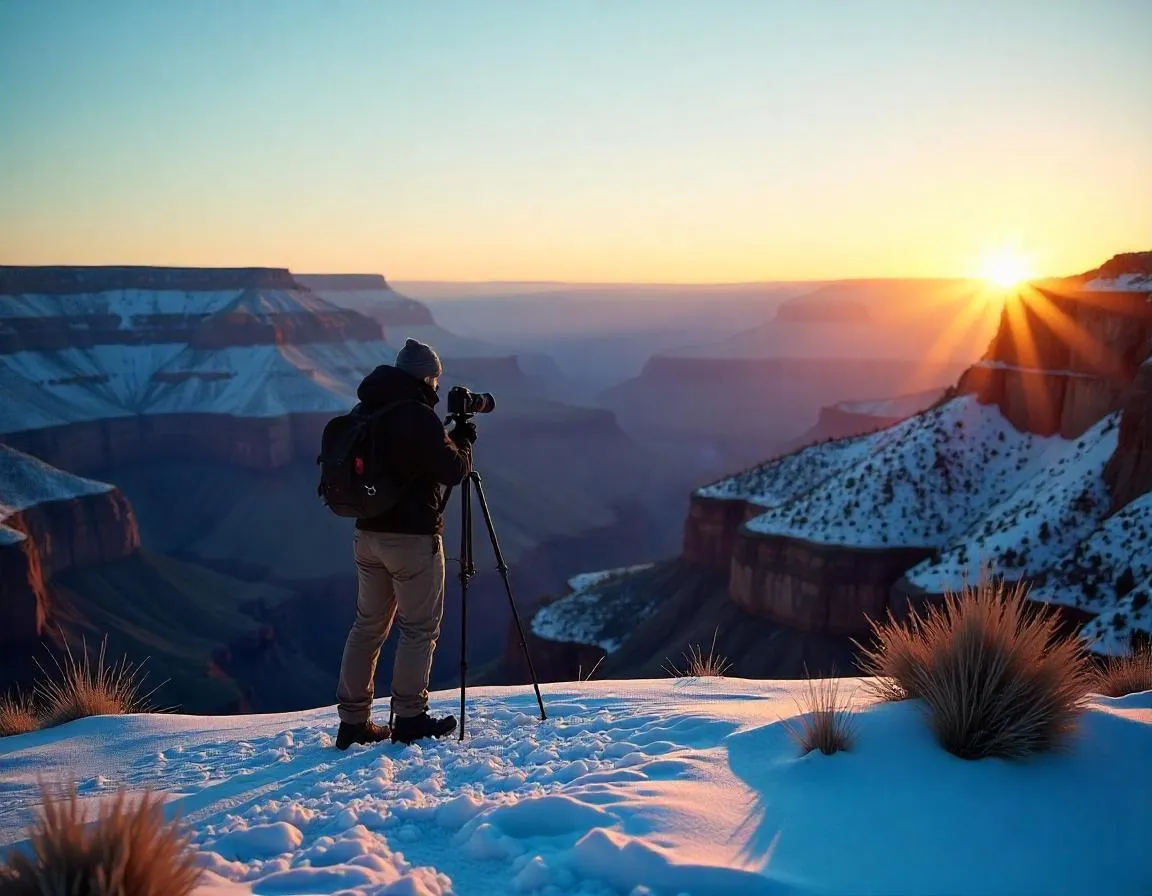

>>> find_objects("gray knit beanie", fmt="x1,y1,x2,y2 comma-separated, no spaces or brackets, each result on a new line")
395,338,442,379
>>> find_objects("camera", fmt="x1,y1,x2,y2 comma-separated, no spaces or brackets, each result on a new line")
447,385,496,416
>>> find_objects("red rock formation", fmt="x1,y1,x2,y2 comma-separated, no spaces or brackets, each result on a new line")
729,531,933,635
0,536,48,645
682,496,756,571
1105,362,1152,513
958,285,1152,438
0,489,140,647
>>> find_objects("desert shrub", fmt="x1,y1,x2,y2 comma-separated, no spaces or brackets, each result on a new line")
0,783,200,895
1093,648,1152,697
663,628,733,678
0,691,38,738
34,636,163,729
856,577,1093,759
786,676,856,756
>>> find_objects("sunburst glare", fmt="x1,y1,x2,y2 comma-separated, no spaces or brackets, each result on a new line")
979,248,1037,289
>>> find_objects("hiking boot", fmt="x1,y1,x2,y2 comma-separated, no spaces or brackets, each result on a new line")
390,711,457,744
335,719,392,750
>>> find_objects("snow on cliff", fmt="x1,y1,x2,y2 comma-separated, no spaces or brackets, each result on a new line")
0,283,398,433
0,680,1149,895
0,445,115,543
0,341,386,432
1029,491,1152,655
532,565,659,653
696,433,876,505
906,413,1121,591
744,396,1056,548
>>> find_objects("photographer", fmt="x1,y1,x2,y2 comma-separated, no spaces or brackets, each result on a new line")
334,338,475,748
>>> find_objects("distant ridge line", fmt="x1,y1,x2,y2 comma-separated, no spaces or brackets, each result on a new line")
0,265,299,295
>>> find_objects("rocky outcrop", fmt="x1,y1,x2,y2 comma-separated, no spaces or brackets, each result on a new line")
0,447,140,646
0,537,48,645
958,284,1152,438
1105,361,1152,513
682,496,757,571
729,531,933,635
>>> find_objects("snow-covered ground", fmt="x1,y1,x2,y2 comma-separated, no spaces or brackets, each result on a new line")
1,680,1149,895
0,444,116,544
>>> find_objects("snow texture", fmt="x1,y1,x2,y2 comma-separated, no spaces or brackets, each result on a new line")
0,445,115,544
0,287,394,433
533,566,659,653
907,414,1121,591
743,396,1058,549
0,680,1149,895
696,433,875,505
566,565,656,594
0,340,389,433
1081,272,1152,292
1029,492,1152,655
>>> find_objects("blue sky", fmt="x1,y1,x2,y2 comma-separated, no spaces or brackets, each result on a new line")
1,0,1149,281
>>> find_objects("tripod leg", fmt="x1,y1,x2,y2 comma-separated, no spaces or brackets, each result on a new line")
458,476,473,740
469,471,547,721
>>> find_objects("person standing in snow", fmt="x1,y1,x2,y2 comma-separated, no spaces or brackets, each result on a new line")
335,338,475,749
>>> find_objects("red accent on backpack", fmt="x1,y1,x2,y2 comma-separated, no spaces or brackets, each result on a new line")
354,457,364,475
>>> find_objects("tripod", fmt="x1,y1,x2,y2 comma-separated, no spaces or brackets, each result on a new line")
443,424,546,740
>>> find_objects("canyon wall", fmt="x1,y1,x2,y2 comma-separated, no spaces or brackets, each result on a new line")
0,488,140,646
728,532,933,635
957,286,1152,438
678,267,1152,640
1104,361,1152,513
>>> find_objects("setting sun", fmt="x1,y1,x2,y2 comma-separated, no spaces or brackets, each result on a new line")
980,248,1037,289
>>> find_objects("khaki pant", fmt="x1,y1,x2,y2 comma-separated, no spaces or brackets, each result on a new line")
337,529,445,723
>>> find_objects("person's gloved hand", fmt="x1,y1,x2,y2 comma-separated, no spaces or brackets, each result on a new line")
449,419,477,447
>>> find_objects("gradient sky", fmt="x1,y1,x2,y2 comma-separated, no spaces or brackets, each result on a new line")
1,0,1149,282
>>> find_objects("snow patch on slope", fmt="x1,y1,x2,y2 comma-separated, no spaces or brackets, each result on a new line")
697,433,875,504
746,396,1056,548
533,568,659,653
1082,272,1152,292
907,414,1121,591
1030,492,1152,655
0,341,387,431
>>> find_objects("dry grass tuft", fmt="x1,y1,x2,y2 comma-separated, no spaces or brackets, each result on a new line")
0,782,201,895
662,628,733,678
34,636,164,730
0,690,39,738
856,577,1093,759
1093,647,1152,697
786,676,857,756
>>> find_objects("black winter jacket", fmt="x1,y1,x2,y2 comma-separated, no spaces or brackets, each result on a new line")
353,364,472,535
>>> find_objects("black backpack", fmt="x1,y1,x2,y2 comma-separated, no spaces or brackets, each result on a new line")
317,400,413,519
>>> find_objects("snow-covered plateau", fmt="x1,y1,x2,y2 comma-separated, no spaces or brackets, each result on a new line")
1,679,1148,896
692,394,1151,652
